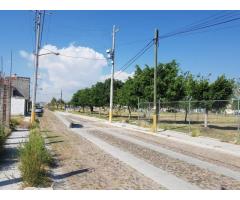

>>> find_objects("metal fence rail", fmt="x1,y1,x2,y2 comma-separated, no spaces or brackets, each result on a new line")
137,99,240,135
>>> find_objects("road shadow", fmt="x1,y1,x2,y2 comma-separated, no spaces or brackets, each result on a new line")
4,141,27,146
0,177,22,187
7,136,28,140
12,129,29,132
0,147,19,168
70,123,83,128
44,135,61,139
46,140,64,145
50,168,92,180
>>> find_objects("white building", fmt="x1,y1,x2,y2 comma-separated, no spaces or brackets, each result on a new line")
7,75,30,116
11,97,28,116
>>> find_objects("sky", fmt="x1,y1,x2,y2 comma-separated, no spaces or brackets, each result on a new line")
0,10,240,102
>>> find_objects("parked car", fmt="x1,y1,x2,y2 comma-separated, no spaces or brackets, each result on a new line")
35,107,44,117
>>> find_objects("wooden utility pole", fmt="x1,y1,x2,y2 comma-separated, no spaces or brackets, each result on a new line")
152,29,159,133
60,89,62,109
31,11,42,124
109,25,118,122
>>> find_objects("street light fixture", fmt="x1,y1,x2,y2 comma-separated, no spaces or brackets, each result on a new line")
38,52,60,57
31,50,59,123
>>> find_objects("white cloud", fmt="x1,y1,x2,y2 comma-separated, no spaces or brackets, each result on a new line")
20,44,107,102
101,70,134,82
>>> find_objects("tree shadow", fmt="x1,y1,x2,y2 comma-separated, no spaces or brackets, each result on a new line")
159,125,189,132
208,125,237,131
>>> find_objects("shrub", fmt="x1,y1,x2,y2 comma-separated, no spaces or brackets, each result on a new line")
10,118,20,130
191,128,200,137
0,125,6,153
19,129,52,187
29,120,40,130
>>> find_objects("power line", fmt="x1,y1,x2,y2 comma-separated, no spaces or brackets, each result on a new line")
115,39,154,77
118,38,153,47
57,53,106,60
115,12,240,78
40,11,45,47
162,11,237,37
160,14,240,40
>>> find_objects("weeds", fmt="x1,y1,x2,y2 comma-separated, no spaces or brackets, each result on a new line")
0,125,5,153
19,128,52,187
29,120,40,130
191,128,200,137
10,118,20,130
0,125,11,154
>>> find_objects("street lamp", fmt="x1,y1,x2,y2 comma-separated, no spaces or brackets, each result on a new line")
38,52,60,57
31,51,59,123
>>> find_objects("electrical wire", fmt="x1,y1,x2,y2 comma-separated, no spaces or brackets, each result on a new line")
114,12,240,78
115,39,154,77
40,11,45,47
57,54,106,60
162,11,236,37
160,13,240,40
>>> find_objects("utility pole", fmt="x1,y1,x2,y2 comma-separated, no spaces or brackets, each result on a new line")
0,56,3,77
31,11,42,124
8,51,13,126
107,25,119,123
152,29,159,133
60,89,62,109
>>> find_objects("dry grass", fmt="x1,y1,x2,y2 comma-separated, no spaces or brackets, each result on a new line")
11,116,30,130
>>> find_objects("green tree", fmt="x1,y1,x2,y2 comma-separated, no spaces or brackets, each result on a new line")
192,75,234,127
117,77,138,118
210,75,234,112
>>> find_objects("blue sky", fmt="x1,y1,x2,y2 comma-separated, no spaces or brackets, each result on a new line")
0,10,240,100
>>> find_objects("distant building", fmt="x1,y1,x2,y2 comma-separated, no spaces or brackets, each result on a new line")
0,76,11,126
5,75,31,116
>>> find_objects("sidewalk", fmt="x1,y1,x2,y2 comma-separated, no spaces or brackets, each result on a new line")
0,129,29,190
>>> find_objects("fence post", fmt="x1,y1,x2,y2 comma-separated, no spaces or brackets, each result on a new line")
148,102,150,121
137,97,140,122
158,99,160,121
238,98,240,132
188,97,192,134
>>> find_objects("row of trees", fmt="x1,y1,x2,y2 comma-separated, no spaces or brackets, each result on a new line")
49,97,65,109
70,60,235,126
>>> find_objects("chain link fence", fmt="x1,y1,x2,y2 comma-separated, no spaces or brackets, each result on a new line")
137,99,240,139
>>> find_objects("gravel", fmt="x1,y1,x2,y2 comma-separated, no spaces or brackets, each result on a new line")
69,115,240,172
87,130,240,190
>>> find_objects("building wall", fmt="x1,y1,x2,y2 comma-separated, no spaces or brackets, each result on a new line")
7,76,30,100
11,97,26,116
0,80,4,124
0,78,10,127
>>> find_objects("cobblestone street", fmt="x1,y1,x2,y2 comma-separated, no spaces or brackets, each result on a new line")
40,110,240,190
